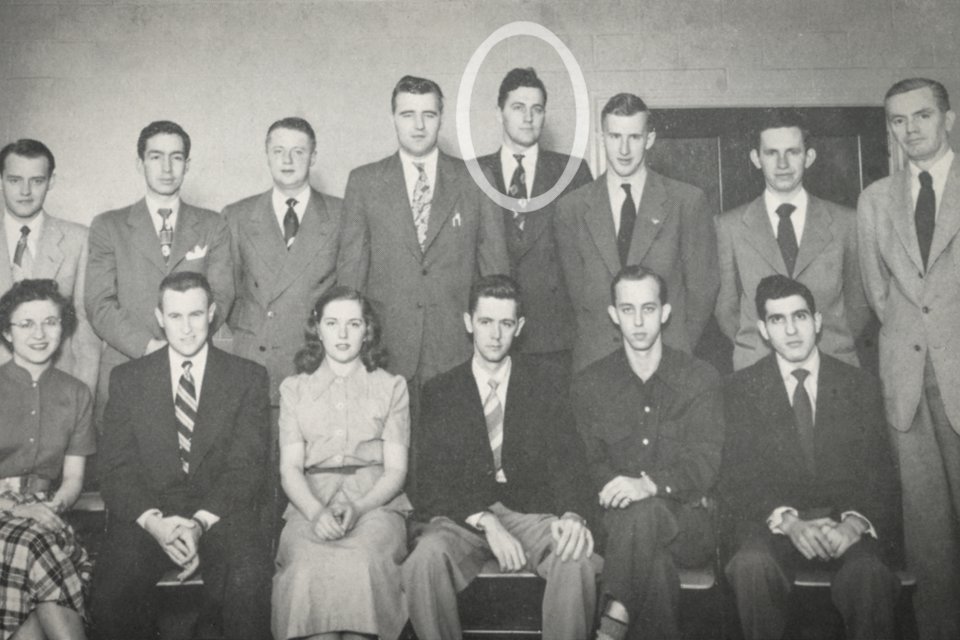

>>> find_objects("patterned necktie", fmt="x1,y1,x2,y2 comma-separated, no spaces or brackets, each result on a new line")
915,171,935,270
776,203,799,276
283,198,299,249
158,208,173,263
12,225,30,268
175,360,197,474
509,154,527,233
411,162,432,250
483,379,506,483
618,184,637,266
791,368,815,474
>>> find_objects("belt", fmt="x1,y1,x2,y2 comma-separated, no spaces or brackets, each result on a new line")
0,475,50,494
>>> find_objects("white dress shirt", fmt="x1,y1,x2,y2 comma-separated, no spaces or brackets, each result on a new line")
144,194,181,236
909,148,955,220
4,210,44,270
606,166,648,234
466,356,513,526
764,188,809,246
399,148,439,208
499,144,539,198
271,185,311,232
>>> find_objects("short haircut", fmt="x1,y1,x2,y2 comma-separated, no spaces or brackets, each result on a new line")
295,286,387,373
266,117,316,149
157,271,213,309
601,93,653,130
752,108,811,150
885,77,951,112
391,75,444,113
497,67,547,109
610,264,668,306
754,274,817,320
137,120,191,160
468,274,523,318
0,139,56,177
0,279,77,350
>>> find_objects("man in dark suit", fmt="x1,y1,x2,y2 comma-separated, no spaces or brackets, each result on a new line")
91,272,271,640
475,68,592,374
715,109,869,370
223,116,342,404
720,275,900,639
337,75,509,388
403,275,600,640
86,121,234,420
858,77,960,639
555,93,719,373
573,265,722,640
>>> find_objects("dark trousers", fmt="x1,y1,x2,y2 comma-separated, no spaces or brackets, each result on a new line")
91,513,272,640
601,497,714,640
725,522,900,640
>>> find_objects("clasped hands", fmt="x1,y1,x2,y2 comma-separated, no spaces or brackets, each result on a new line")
599,474,657,509
143,514,203,581
313,499,359,541
477,512,593,573
780,512,865,561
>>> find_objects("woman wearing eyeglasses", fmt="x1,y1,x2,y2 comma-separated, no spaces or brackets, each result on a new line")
0,279,95,640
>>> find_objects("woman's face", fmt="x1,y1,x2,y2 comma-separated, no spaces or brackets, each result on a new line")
319,298,366,365
3,299,63,370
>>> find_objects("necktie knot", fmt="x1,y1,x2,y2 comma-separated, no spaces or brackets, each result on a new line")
286,198,297,209
791,368,809,384
919,171,933,188
19,226,30,238
776,203,796,219
182,360,193,379
513,154,525,167
158,208,172,221
621,184,632,197
414,161,425,175
488,379,499,392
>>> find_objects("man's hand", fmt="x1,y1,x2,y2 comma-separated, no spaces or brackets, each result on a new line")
11,502,65,532
820,516,866,559
550,514,594,562
781,513,837,561
313,507,346,541
143,514,199,567
145,339,168,355
478,512,527,572
330,501,359,534
599,474,657,509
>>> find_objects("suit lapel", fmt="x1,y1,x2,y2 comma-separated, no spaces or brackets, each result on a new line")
138,352,183,477
188,347,229,471
515,152,561,259
927,155,960,269
584,177,621,276
422,153,458,255
501,359,533,468
812,355,844,463
385,154,424,261
755,356,810,477
628,171,670,264
272,190,337,299
888,169,925,273
33,214,65,279
740,197,787,273
0,219,13,292
168,204,204,270
126,199,168,275
244,192,288,298
794,196,834,277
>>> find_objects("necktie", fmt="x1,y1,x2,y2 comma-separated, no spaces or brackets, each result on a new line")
915,171,935,270
509,154,527,233
776,203,799,276
483,379,505,483
158,208,173,263
411,162,432,250
12,226,30,268
791,369,815,474
618,184,637,266
175,360,197,474
283,198,299,249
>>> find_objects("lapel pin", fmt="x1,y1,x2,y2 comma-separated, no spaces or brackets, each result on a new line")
452,211,462,228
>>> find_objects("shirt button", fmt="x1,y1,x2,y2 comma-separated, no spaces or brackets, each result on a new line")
267,310,276,318
259,346,266,352
665,486,672,494
642,438,650,446
30,410,36,416
922,306,930,314
31,382,37,388
644,406,651,413
914,345,922,352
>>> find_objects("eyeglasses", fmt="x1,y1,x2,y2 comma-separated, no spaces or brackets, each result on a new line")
9,317,62,331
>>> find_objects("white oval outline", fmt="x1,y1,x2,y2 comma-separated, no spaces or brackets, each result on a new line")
456,21,590,213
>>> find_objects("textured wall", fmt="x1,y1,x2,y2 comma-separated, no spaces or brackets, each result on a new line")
1,0,958,225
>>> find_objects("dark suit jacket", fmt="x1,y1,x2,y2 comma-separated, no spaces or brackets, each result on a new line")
223,188,342,403
476,149,593,354
716,194,869,370
555,171,719,372
413,355,596,526
98,345,269,523
337,151,509,381
719,353,897,539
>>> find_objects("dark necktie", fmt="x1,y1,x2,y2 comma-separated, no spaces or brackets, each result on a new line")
776,203,798,275
791,369,815,474
12,225,30,267
618,184,637,266
509,154,527,233
283,198,299,249
915,171,935,270
175,360,197,474
158,208,173,263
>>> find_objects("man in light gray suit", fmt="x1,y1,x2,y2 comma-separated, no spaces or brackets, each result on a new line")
86,121,234,421
858,77,960,639
0,139,100,392
223,117,341,404
337,75,509,388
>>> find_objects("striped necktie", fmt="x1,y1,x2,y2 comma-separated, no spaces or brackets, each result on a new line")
483,379,505,483
175,360,197,474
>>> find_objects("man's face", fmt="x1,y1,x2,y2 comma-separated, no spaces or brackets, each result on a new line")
138,133,189,198
602,112,656,179
1,154,54,220
886,86,956,165
463,296,525,365
498,86,545,150
393,91,442,158
757,294,822,364
266,127,316,193
607,277,671,353
155,287,214,358
750,126,815,195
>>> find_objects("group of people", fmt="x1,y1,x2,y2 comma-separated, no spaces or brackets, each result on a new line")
0,65,956,640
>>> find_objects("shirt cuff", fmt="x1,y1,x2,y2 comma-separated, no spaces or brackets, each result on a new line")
766,506,798,534
840,511,877,539
136,508,163,529
466,511,486,529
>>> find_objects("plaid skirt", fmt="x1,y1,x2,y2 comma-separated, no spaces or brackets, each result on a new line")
0,492,91,640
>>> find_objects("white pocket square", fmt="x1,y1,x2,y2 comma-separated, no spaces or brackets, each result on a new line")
185,244,208,260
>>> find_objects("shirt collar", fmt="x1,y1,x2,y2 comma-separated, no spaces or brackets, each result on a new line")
4,209,45,236
606,165,647,197
472,354,512,392
910,147,954,186
763,187,807,215
271,185,312,218
500,144,539,170
0,358,53,385
144,194,181,218
168,343,208,380
307,358,366,397
399,147,439,175
774,347,820,388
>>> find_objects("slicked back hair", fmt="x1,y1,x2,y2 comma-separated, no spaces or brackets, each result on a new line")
391,75,444,113
885,77,951,112
497,67,547,109
0,139,55,177
137,120,191,160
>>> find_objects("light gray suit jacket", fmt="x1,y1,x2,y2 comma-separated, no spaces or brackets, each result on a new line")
223,188,342,404
858,155,960,433
0,212,100,392
716,194,869,370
